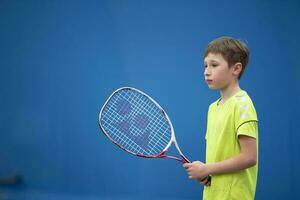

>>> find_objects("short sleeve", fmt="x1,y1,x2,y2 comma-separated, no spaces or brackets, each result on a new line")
237,121,258,138
234,98,258,136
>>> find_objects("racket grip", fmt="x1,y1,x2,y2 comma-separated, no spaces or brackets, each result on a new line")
205,176,212,186
198,175,211,186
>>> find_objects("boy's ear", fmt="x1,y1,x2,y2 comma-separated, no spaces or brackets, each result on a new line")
232,62,242,77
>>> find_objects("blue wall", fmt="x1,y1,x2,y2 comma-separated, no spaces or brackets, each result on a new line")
1,0,299,199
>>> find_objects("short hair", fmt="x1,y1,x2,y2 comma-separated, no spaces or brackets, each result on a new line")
204,36,250,79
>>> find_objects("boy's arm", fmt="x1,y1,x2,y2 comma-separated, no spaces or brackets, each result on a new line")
183,135,257,179
206,135,257,175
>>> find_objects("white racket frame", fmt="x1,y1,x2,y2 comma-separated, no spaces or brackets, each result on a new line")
99,87,190,163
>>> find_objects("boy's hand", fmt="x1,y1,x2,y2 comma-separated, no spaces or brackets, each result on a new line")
183,161,209,180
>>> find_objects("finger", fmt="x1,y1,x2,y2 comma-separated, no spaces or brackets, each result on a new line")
184,166,190,171
193,160,204,165
183,163,191,168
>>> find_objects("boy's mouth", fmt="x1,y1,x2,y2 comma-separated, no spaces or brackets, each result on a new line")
205,79,213,84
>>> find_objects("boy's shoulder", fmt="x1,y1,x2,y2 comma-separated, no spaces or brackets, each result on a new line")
232,90,255,107
209,90,255,109
207,90,258,121
232,90,258,120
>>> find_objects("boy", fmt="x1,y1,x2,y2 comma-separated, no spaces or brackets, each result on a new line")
183,36,258,200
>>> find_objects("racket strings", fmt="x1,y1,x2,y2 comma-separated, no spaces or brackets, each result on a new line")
101,89,171,156
103,91,170,154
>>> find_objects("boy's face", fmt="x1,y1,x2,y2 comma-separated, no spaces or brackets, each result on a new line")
204,53,236,90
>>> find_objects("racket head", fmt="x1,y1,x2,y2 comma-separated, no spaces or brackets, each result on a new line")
99,87,174,158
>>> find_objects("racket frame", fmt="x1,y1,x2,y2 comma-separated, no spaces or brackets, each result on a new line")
99,87,190,163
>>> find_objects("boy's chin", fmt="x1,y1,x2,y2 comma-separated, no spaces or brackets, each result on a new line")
207,85,219,90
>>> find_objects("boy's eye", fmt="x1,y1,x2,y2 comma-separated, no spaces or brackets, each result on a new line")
204,65,207,68
212,64,218,67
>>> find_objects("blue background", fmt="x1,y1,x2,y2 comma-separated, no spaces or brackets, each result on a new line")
1,0,300,199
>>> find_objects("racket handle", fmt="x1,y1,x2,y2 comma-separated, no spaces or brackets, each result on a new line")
198,175,212,186
205,176,212,186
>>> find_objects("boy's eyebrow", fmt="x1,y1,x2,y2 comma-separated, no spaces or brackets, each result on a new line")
204,59,219,63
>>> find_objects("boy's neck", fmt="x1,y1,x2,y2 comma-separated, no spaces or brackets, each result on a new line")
219,82,241,104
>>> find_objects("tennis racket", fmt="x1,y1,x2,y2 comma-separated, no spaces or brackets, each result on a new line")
98,87,190,163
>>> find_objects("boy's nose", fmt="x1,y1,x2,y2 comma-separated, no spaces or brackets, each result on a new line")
204,69,211,76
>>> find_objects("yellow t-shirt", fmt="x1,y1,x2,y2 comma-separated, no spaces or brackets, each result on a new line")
203,90,258,200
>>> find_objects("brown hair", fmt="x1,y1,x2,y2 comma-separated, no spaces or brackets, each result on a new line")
204,36,250,79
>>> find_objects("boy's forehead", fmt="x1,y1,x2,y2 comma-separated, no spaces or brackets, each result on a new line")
204,52,226,62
